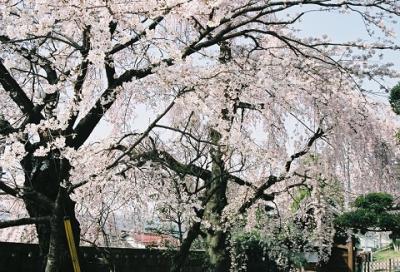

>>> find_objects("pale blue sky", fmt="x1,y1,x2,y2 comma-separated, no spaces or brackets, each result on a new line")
294,9,400,90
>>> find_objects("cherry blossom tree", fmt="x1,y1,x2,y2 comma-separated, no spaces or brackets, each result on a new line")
0,1,399,272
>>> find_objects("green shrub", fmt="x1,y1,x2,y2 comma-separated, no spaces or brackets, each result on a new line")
389,82,400,115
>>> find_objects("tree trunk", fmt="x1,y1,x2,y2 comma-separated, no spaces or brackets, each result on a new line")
171,221,202,272
22,153,81,272
201,41,232,272
204,129,230,272
204,186,229,272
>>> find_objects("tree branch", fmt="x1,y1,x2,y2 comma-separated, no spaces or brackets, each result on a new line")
69,59,172,149
238,127,325,214
285,127,324,172
108,15,165,55
0,61,43,123
0,216,50,229
66,27,91,132
0,181,55,210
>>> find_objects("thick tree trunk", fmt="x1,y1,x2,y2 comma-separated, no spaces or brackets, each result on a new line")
45,186,80,272
202,42,232,272
45,187,67,272
204,129,230,272
204,186,229,272
22,153,81,272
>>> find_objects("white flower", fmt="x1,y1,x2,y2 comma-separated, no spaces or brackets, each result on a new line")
34,146,50,157
52,137,66,149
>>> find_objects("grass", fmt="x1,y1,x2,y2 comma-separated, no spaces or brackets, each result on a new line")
373,247,400,261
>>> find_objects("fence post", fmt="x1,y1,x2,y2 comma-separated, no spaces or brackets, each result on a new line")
389,258,392,272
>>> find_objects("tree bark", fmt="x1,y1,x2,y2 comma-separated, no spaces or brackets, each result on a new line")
204,129,230,272
171,221,202,272
21,153,81,272
203,41,232,271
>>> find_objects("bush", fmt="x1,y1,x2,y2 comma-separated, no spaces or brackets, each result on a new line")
231,231,278,272
389,83,400,115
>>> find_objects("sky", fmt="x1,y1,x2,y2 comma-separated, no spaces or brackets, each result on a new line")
295,9,400,90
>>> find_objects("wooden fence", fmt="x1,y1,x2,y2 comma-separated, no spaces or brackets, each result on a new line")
0,241,205,272
0,241,278,272
362,259,400,272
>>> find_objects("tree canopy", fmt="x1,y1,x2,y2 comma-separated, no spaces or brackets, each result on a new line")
336,193,400,235
0,1,399,271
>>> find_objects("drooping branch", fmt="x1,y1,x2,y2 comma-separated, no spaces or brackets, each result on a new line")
68,0,391,149
115,58,174,86
182,1,399,59
67,100,177,191
154,124,215,145
108,99,176,167
135,149,212,182
238,127,325,214
67,13,172,147
0,35,65,122
129,147,257,194
285,127,324,172
0,216,50,229
238,176,279,214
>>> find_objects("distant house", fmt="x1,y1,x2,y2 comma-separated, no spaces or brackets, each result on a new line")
0,225,180,250
81,230,180,249
358,232,391,250
127,232,180,248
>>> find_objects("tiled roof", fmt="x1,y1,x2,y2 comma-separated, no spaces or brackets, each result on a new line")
132,232,179,248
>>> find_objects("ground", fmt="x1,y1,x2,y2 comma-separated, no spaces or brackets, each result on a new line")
374,248,400,261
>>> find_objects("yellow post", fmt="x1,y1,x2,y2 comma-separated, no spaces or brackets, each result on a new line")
64,217,81,272
347,238,354,272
